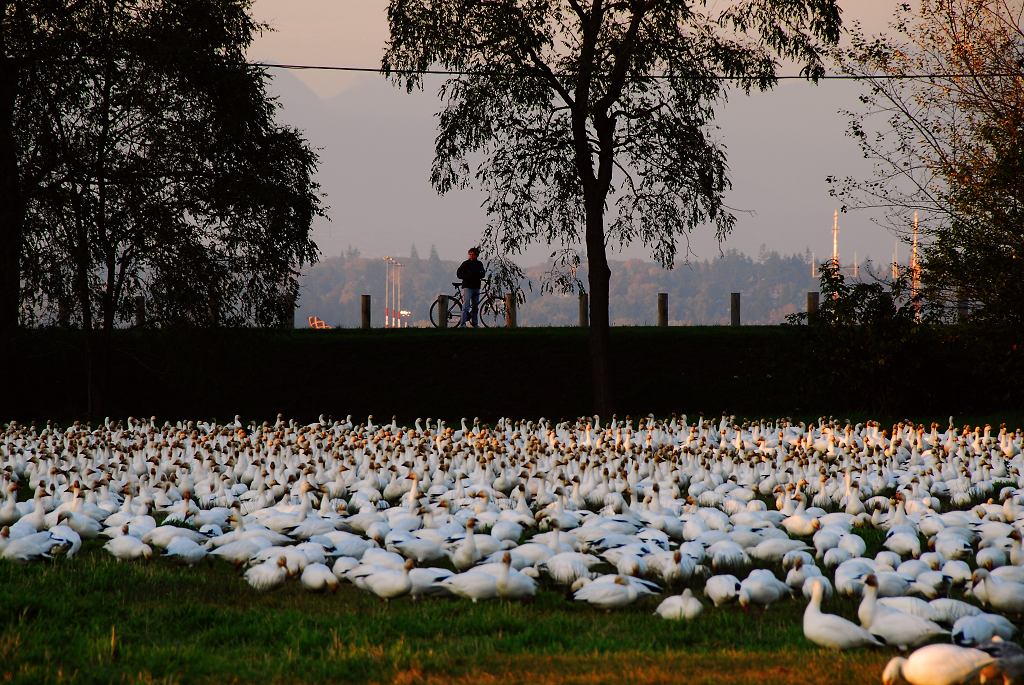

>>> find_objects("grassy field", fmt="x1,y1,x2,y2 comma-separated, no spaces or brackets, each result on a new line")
2,535,901,685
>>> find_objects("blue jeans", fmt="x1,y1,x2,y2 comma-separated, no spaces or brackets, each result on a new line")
458,288,480,327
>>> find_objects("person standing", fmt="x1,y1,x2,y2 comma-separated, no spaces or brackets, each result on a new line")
456,247,486,327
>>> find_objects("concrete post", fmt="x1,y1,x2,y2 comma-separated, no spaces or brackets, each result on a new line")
807,292,819,321
657,293,668,327
436,295,448,329
361,295,371,329
730,292,741,327
579,293,589,327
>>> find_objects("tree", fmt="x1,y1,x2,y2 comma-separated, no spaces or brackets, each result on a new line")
13,0,323,414
16,0,322,332
383,0,842,414
0,0,78,336
833,0,1024,327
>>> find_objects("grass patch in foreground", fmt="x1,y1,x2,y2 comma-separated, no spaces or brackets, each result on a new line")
0,550,895,685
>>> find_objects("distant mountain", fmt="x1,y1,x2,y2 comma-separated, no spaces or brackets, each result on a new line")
297,248,824,328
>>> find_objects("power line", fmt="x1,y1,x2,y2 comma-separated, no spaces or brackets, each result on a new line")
253,61,1020,81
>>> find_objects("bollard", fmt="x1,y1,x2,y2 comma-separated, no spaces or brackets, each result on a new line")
134,295,146,328
505,294,517,328
657,293,668,327
731,292,741,327
807,292,819,321
579,293,589,327
361,294,371,329
436,295,448,329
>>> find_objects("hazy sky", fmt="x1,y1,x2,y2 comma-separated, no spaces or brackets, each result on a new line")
248,1,906,267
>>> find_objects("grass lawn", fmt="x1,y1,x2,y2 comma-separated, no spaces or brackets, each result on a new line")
0,542,896,685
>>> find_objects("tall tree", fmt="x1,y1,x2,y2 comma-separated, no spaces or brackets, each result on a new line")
0,0,74,335
14,0,323,414
17,0,323,332
833,0,1024,326
383,0,841,414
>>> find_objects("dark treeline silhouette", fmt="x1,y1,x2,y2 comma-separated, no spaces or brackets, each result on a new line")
298,246,819,327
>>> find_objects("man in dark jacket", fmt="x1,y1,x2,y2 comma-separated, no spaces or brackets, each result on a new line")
456,247,486,327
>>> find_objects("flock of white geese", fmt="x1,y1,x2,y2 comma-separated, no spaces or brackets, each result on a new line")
3,413,1024,684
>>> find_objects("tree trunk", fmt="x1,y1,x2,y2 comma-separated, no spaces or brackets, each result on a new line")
0,51,23,336
584,195,613,417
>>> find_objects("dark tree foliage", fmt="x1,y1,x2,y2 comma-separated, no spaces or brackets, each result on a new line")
787,262,939,411
16,0,323,330
383,0,842,413
0,0,78,336
833,0,1024,328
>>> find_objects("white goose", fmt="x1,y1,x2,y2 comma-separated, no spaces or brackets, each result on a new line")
300,562,339,592
244,556,288,591
441,569,499,603
655,588,703,620
972,569,1024,614
162,536,208,566
803,578,883,650
103,532,153,561
364,559,414,600
1,531,59,562
573,575,639,610
881,643,993,685
858,575,948,650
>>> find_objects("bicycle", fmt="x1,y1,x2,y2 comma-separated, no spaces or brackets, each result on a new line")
430,280,506,328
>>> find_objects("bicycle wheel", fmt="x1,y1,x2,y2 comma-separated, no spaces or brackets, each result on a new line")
430,297,463,327
447,298,463,327
476,295,506,328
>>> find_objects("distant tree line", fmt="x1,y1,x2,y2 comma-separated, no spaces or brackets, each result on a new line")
297,247,820,328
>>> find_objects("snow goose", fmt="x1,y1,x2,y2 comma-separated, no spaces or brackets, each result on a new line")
408,567,453,598
704,574,741,607
541,551,601,586
389,532,447,564
143,525,207,549
449,518,483,570
300,562,339,592
2,531,59,562
208,536,273,567
881,644,993,685
929,598,982,625
739,569,792,609
495,552,537,600
244,556,288,592
48,523,82,559
858,575,948,650
162,536,207,566
951,613,1017,645
441,569,499,603
803,578,883,650
655,588,703,620
973,569,1024,614
364,559,415,601
0,484,20,526
103,532,153,561
573,575,639,610
877,596,935,621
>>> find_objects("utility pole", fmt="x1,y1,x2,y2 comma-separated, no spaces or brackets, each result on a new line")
831,209,839,270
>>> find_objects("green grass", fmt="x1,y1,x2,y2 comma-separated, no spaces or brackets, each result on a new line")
1,542,897,685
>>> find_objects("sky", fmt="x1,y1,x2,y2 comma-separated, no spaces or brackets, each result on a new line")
247,1,906,267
